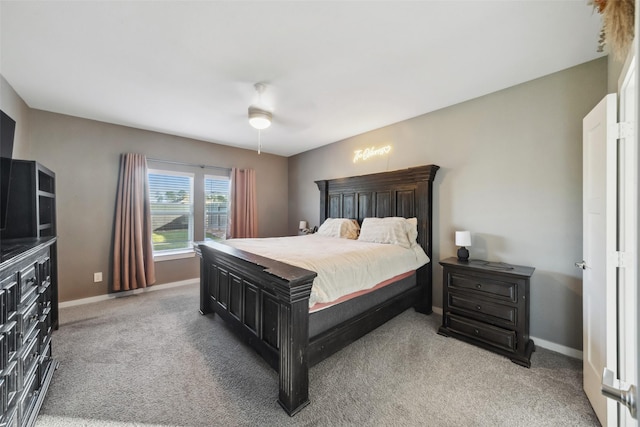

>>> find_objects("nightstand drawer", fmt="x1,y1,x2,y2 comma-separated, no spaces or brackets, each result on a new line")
449,293,516,326
448,314,516,352
448,273,517,303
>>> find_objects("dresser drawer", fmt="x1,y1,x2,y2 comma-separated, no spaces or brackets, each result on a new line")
37,281,51,316
16,329,39,393
1,323,17,361
448,272,518,303
2,361,17,413
0,404,17,427
16,298,39,345
38,307,52,353
447,314,517,352
38,341,52,387
448,292,517,327
0,278,18,321
0,336,5,374
36,257,51,287
18,264,37,304
16,365,37,424
0,378,6,416
0,291,6,326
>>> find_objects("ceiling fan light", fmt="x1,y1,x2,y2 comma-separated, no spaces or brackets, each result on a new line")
248,106,272,130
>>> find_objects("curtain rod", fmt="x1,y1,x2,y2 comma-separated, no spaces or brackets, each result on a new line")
146,157,231,172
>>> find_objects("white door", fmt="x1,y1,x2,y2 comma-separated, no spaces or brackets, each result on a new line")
582,93,618,426
604,40,639,427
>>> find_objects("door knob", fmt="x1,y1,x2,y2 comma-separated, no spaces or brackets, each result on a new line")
574,260,587,269
602,368,637,419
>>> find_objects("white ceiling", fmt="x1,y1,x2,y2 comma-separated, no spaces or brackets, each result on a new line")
0,1,604,157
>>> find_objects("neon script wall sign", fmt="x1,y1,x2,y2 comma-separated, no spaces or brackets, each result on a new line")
353,145,392,163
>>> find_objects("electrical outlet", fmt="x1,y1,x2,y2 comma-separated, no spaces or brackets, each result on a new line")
94,272,102,283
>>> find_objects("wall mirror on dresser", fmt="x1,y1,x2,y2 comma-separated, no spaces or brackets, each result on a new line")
0,159,59,427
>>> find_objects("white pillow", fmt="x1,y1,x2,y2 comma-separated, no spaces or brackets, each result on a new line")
358,217,414,249
316,218,360,239
405,217,419,247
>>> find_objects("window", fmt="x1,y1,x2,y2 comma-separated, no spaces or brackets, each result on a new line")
148,170,194,253
205,175,230,241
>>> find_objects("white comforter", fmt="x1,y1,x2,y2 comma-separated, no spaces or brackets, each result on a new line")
223,235,430,307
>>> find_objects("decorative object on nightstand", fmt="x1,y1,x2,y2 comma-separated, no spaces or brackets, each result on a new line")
437,257,535,367
455,230,471,261
299,220,315,234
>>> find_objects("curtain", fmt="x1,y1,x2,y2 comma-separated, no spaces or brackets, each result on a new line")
229,168,258,238
112,153,156,291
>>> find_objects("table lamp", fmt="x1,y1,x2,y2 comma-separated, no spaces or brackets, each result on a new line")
455,231,471,261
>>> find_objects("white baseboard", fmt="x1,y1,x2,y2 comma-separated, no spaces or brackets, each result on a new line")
431,306,582,360
530,336,583,360
59,279,199,309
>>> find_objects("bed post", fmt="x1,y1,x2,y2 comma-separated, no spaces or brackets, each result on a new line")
414,176,434,314
316,180,328,224
270,270,315,415
278,294,312,415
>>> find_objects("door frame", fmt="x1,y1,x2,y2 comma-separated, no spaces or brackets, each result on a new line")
617,48,638,426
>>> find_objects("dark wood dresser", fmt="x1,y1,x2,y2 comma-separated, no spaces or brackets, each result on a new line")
438,257,535,367
0,160,58,426
0,239,58,426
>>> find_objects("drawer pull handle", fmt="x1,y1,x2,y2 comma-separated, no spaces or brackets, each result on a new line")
475,283,482,289
475,305,482,311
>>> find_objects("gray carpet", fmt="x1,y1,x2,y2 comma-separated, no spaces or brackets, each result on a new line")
35,283,599,427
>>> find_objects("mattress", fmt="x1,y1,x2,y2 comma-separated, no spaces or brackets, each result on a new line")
223,234,430,307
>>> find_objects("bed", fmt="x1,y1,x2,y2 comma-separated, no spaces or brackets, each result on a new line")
196,164,439,415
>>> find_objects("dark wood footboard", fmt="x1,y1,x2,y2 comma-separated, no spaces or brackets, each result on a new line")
197,242,317,415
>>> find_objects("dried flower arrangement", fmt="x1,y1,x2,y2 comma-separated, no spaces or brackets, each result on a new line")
590,0,635,60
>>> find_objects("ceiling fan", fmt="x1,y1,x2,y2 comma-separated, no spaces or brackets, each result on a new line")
248,83,272,154
241,82,313,154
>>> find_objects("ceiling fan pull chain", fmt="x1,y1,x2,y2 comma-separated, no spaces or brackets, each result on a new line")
258,129,262,155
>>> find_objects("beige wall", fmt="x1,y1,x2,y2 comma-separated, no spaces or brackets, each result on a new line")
0,75,31,158
288,58,608,351
26,110,288,302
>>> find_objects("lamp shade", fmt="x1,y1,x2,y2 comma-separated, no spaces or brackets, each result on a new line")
455,231,471,247
248,106,272,130
299,220,308,230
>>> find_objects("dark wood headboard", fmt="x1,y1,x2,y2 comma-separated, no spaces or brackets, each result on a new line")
314,164,439,312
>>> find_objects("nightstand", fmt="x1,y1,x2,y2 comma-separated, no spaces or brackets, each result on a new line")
437,257,535,367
